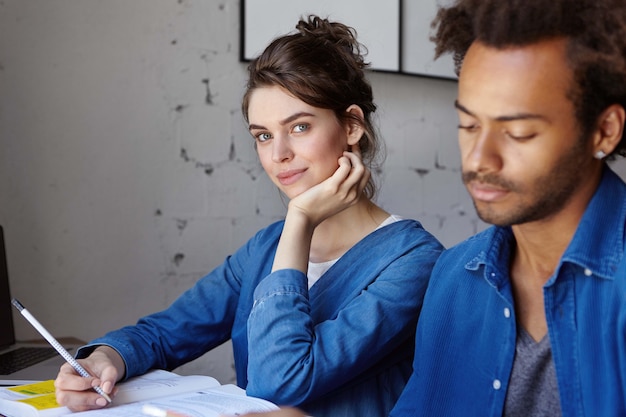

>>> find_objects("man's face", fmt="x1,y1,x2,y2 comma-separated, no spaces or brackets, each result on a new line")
456,38,594,226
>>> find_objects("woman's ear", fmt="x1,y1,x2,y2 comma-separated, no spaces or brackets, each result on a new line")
344,104,365,146
592,104,625,156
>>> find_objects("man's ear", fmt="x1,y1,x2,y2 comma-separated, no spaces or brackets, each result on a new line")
592,104,625,156
344,104,365,146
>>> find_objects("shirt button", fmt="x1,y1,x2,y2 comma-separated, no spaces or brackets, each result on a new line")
584,268,592,276
503,308,511,318
493,379,502,390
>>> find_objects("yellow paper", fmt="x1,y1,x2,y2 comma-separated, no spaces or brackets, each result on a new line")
6,381,61,411
17,393,61,410
8,380,55,396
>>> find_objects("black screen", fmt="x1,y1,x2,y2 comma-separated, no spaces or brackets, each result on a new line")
0,226,16,349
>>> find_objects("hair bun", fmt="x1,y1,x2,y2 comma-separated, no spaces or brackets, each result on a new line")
295,15,369,69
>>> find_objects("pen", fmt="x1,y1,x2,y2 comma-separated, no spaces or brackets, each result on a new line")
142,404,194,417
10,298,112,403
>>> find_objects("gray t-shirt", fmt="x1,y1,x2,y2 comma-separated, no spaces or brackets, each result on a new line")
503,327,562,417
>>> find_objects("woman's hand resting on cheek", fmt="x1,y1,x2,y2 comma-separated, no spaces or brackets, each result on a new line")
286,146,370,229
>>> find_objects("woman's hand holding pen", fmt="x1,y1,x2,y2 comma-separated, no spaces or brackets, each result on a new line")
54,345,125,412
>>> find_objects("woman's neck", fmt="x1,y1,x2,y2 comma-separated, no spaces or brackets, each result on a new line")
309,199,389,263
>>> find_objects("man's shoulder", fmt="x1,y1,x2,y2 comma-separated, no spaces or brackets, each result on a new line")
442,226,500,256
431,226,513,274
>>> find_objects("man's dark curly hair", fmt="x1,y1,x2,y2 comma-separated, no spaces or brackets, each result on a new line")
431,0,626,157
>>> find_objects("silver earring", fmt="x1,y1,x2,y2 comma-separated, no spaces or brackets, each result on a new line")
594,150,607,159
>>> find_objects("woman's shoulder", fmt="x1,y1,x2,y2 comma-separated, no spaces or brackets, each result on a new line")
235,219,285,255
377,217,444,248
224,220,286,274
349,217,444,265
251,219,285,240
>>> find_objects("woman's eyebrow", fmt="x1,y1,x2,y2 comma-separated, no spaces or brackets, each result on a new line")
249,112,315,131
279,112,315,126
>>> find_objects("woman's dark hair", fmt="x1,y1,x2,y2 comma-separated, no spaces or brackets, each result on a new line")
431,0,626,157
242,15,384,199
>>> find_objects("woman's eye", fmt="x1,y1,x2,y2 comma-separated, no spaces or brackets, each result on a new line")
255,132,272,142
292,123,309,133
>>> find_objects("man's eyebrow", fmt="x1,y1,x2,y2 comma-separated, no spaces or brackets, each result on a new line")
248,112,315,131
454,100,474,117
454,100,549,122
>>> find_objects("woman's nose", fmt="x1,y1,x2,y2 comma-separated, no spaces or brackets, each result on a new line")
271,134,294,162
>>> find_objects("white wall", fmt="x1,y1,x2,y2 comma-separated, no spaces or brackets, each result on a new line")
1,0,623,383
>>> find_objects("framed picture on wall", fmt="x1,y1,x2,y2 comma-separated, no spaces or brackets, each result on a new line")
240,0,401,73
240,0,456,80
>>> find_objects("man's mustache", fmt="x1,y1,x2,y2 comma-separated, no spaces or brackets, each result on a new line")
461,171,517,190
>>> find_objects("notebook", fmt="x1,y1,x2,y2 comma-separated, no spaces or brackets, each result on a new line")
0,225,81,385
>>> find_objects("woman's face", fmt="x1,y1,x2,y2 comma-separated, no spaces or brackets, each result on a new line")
247,86,353,199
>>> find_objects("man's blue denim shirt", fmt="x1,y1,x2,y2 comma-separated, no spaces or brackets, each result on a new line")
391,166,626,417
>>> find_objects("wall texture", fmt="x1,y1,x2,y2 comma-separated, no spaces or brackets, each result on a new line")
1,0,623,383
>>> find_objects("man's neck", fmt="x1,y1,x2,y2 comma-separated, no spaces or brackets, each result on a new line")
508,168,602,341
510,167,602,276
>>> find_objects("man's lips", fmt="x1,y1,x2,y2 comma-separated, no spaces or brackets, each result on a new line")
467,181,509,202
276,169,307,186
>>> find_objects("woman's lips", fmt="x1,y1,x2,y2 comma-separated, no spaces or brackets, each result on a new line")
277,169,307,186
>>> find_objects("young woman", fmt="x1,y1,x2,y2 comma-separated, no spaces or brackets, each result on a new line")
54,15,443,417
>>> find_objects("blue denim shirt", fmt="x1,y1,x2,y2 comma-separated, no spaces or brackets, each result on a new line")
391,166,626,417
79,219,443,417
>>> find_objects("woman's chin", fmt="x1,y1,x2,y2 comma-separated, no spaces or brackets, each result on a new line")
280,186,307,200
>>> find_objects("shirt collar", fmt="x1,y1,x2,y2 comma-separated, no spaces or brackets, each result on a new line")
561,166,626,279
463,226,514,290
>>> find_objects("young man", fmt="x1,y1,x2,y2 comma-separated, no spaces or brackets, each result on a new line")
390,0,626,416
240,1,626,416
